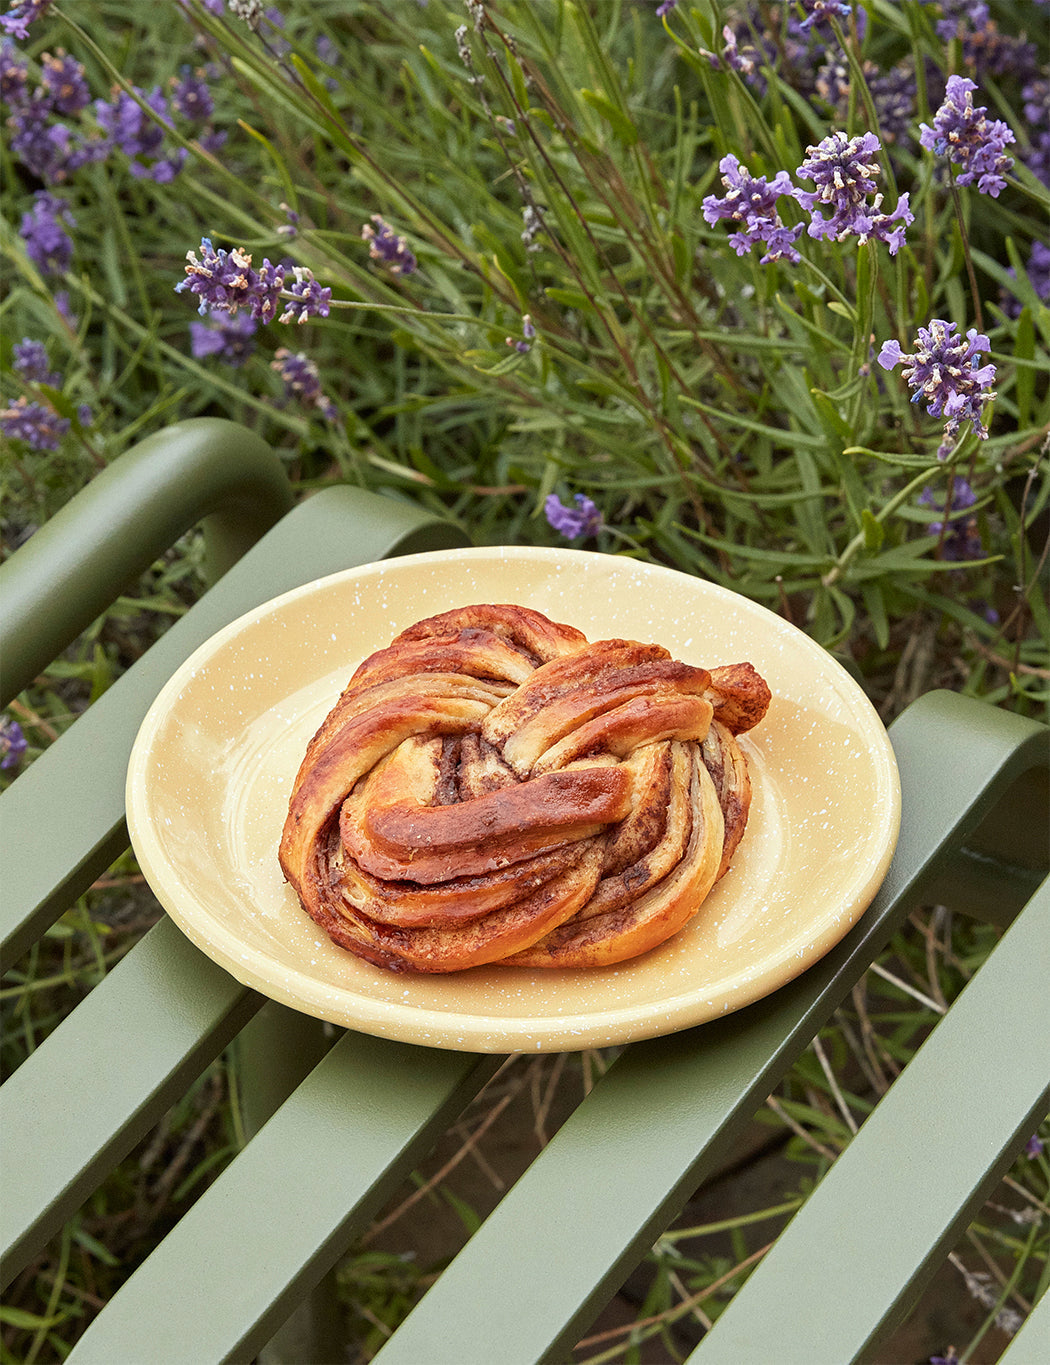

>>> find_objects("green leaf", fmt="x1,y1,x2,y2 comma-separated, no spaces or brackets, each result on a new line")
680,397,827,450
72,1226,120,1267
579,88,639,145
441,1187,483,1236
0,1307,66,1330
844,445,941,470
235,119,298,207
809,388,853,442
508,55,530,110
861,508,885,552
473,349,528,376
861,583,890,650
290,52,343,122
1014,306,1035,429
544,286,593,311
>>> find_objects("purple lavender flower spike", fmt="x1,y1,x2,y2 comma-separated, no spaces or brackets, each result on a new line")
40,50,91,114
0,395,70,449
1021,76,1049,186
918,478,983,562
794,132,912,254
94,86,169,161
176,239,286,323
702,155,803,264
53,291,76,327
177,240,331,327
919,75,1015,198
169,67,215,124
94,84,192,183
277,204,300,240
12,338,60,385
278,268,332,324
1025,240,1050,300
0,38,29,104
176,238,252,315
361,216,417,275
870,65,918,147
251,258,287,323
877,320,997,440
0,0,53,39
19,191,74,274
936,0,989,40
718,25,758,81
190,310,258,367
938,2,1038,83
507,314,536,354
798,0,851,30
544,493,603,540
0,717,27,771
8,95,77,181
132,150,187,183
271,348,338,421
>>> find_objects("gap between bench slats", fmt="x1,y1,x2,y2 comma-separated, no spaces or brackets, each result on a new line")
998,1276,1050,1363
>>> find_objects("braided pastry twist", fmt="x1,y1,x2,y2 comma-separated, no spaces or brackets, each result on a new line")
279,604,770,973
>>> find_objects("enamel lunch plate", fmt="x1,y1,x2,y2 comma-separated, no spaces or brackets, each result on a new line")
126,547,901,1053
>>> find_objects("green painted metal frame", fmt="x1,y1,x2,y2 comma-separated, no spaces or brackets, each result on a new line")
2,420,1047,1365
54,695,1048,1365
366,694,1049,1365
0,418,292,708
1,419,472,1293
688,878,1049,1365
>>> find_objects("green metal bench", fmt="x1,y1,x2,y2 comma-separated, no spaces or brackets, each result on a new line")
2,419,1047,1364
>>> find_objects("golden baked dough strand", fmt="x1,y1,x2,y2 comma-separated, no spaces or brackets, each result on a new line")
701,720,753,879
504,746,725,969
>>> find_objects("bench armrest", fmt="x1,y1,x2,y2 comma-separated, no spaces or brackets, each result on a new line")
1,418,292,707
1,451,470,1287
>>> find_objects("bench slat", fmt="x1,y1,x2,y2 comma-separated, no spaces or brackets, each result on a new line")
66,1035,503,1365
365,697,1048,1365
0,917,259,1289
688,879,1049,1365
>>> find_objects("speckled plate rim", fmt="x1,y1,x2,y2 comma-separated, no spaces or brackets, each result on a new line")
127,546,901,1053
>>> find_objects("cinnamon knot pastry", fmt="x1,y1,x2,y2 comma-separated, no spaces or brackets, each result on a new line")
279,604,770,973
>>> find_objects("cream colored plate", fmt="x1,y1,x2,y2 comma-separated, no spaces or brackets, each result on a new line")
126,547,900,1053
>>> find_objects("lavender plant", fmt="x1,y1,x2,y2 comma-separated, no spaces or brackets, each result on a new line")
4,0,1045,713
2,1,1048,1359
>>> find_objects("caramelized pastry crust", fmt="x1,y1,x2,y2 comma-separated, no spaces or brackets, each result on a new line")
278,604,770,973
